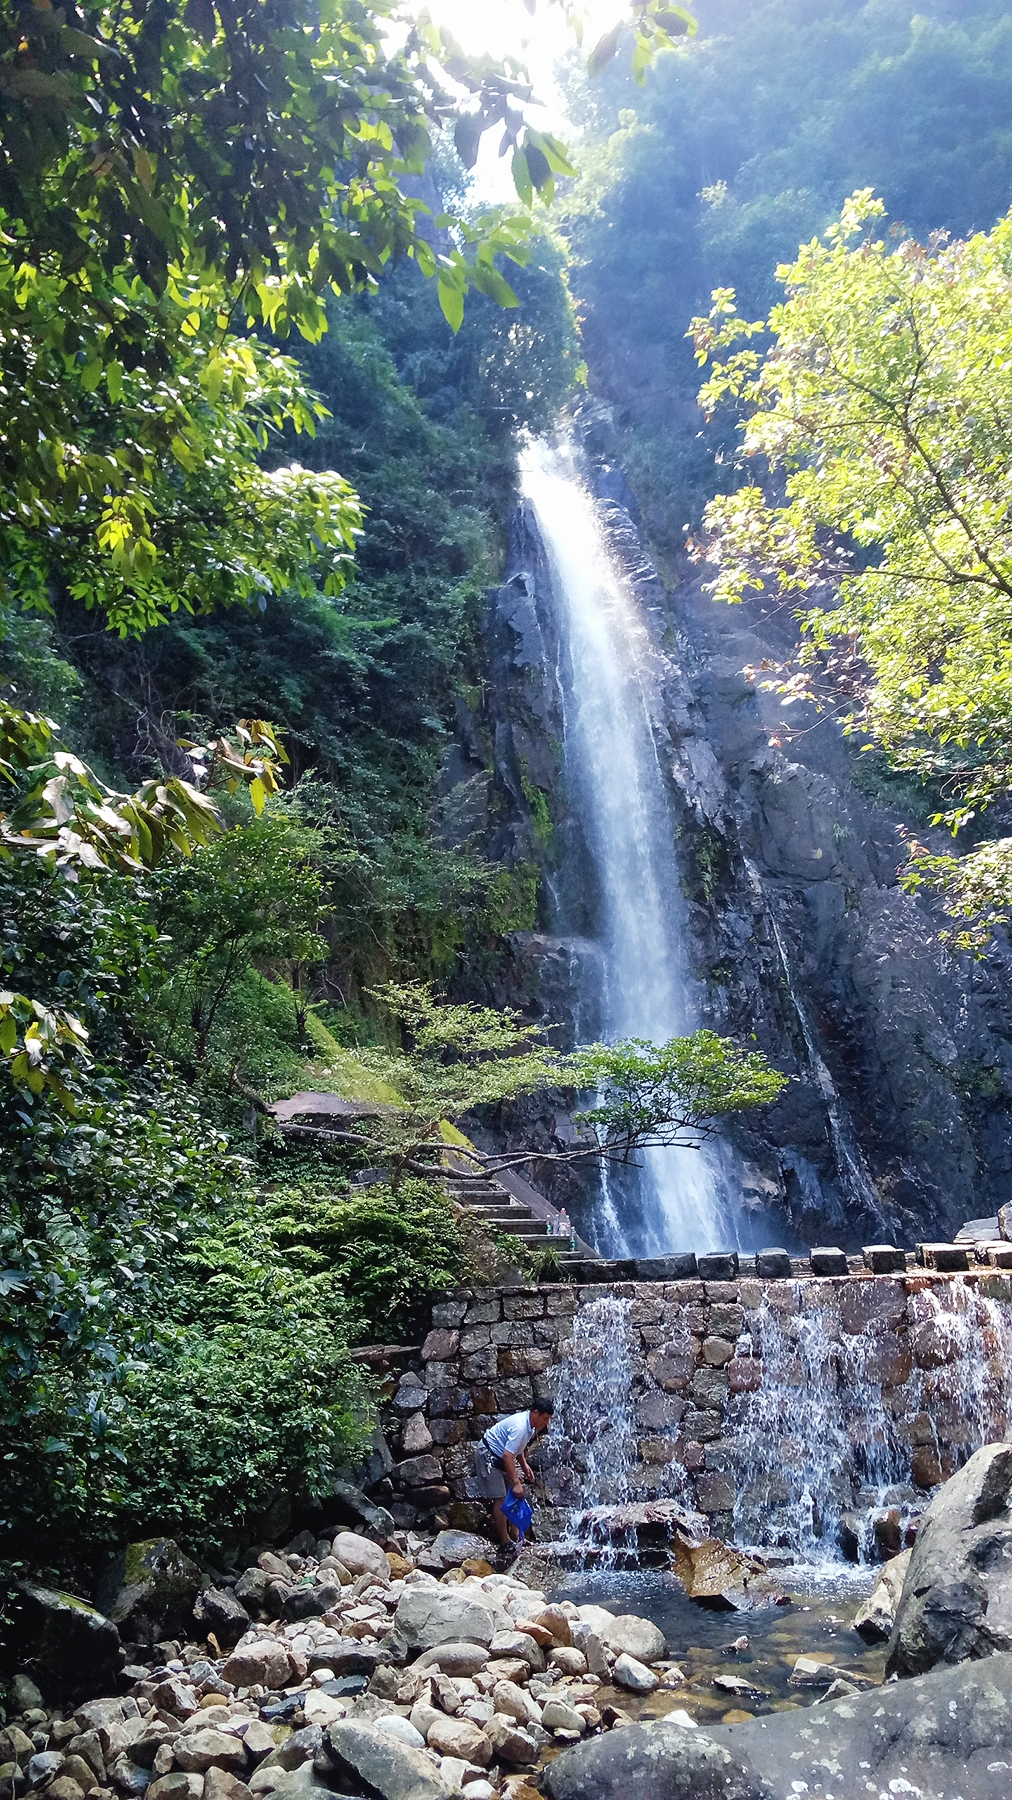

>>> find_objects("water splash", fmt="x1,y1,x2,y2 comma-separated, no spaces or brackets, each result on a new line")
729,1277,1012,1560
519,440,742,1256
906,1278,1012,1474
547,1295,638,1561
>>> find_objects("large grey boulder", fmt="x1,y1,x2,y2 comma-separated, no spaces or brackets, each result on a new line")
394,1588,496,1650
14,1583,124,1699
323,1719,452,1799
600,1613,666,1661
96,1540,203,1646
543,1723,769,1800
544,1652,1012,1800
887,1441,1012,1676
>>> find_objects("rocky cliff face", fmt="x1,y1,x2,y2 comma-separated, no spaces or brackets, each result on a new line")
460,404,1012,1251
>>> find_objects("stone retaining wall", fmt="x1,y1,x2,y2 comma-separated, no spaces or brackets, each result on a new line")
383,1271,1012,1550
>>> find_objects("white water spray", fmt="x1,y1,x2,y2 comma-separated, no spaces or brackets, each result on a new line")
519,441,741,1255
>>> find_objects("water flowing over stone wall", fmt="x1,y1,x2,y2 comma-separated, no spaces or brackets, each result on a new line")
386,1273,1012,1561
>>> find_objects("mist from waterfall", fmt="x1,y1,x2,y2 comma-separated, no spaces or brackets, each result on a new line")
519,440,744,1257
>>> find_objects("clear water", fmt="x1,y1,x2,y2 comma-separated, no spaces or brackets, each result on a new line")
549,1566,886,1724
519,441,743,1257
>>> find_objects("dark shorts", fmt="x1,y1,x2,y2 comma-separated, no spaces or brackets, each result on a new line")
473,1441,507,1501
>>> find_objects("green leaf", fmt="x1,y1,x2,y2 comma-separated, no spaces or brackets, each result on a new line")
437,276,465,334
454,112,484,172
511,146,533,209
588,22,623,76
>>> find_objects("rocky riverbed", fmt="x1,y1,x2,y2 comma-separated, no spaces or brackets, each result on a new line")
8,1442,1012,1800
3,1525,713,1800
0,1530,900,1800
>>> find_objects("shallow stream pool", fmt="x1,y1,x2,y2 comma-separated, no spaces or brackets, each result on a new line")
548,1565,887,1726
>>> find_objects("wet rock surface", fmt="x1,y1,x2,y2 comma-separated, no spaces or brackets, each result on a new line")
853,1548,910,1643
887,1441,1012,1675
544,1651,1012,1800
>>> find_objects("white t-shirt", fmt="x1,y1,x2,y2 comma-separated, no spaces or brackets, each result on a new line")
484,1409,536,1461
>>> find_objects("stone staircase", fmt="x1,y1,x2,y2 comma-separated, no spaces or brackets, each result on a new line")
441,1166,594,1271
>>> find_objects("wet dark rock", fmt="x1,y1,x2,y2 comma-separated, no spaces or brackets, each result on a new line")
754,1251,791,1279
95,1541,203,1648
14,1583,124,1700
232,1568,270,1618
317,1480,395,1539
281,1584,340,1623
887,1441,1012,1676
192,1589,250,1649
696,1254,739,1282
808,1247,848,1276
545,1651,1012,1800
632,1255,698,1281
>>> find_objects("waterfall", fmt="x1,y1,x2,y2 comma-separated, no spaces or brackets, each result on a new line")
548,1295,639,1562
518,441,743,1257
729,1276,1012,1559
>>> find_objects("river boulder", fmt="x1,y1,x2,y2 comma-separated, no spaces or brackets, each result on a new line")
328,1532,389,1580
544,1651,1012,1800
394,1587,497,1650
853,1548,911,1643
14,1583,123,1699
886,1441,1012,1675
95,1539,203,1646
323,1719,453,1799
672,1536,780,1612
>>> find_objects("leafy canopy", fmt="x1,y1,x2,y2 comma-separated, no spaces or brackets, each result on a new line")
691,191,1012,942
344,982,786,1187
0,701,288,1101
571,1032,789,1153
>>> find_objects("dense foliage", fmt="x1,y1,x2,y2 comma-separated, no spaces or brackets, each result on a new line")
560,0,1012,559
0,0,581,633
693,192,1012,946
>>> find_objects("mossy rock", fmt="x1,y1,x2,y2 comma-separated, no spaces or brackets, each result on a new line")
14,1581,123,1700
95,1537,204,1647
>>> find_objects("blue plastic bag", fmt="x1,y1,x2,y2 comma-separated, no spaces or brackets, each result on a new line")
501,1489,534,1541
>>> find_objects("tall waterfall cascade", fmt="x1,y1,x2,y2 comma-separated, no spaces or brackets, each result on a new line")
519,440,744,1257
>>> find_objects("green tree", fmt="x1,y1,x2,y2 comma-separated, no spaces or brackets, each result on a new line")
149,805,329,1064
0,0,581,634
340,982,787,1187
691,190,1012,941
556,0,1012,566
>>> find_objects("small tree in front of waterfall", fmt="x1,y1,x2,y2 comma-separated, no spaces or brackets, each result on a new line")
332,984,788,1185
567,1033,789,1158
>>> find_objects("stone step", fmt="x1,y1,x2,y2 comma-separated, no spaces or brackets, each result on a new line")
464,1209,543,1224
456,1198,533,1216
445,1186,511,1202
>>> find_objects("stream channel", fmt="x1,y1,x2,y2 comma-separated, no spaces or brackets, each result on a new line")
549,1566,884,1727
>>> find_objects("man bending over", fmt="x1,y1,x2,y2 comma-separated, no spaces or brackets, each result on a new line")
473,1396,554,1565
